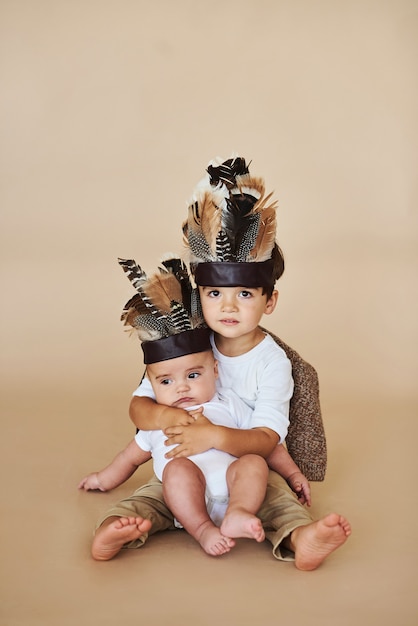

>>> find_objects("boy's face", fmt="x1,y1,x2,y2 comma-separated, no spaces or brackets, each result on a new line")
198,285,278,339
146,350,218,409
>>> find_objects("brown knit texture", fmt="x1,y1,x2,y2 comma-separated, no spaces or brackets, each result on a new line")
261,328,327,481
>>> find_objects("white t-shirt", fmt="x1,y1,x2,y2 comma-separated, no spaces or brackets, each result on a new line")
133,332,293,444
135,388,252,497
209,333,293,443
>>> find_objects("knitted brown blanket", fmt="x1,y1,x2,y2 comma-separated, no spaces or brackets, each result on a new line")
261,328,327,481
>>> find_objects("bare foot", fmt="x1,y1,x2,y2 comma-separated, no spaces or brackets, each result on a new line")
92,516,152,561
195,521,236,556
290,513,351,571
220,508,265,543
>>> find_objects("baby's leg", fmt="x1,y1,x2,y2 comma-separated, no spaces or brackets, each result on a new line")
163,458,235,556
220,454,268,542
92,516,152,561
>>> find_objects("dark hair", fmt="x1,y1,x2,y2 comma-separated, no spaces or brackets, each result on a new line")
262,243,285,298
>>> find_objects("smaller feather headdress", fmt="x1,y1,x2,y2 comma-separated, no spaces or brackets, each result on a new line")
119,256,211,364
183,156,284,287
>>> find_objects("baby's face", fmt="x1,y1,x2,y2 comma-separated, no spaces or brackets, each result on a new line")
146,350,218,409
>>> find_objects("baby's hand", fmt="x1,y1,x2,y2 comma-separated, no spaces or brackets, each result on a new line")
286,472,311,506
78,473,106,492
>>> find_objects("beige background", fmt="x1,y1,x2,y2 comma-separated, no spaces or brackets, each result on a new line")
1,1,417,625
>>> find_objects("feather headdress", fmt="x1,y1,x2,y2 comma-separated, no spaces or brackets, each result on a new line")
118,256,210,364
182,156,284,287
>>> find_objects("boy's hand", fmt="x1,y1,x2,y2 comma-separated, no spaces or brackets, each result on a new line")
78,473,106,492
160,406,196,428
129,396,195,430
163,411,215,458
286,472,312,506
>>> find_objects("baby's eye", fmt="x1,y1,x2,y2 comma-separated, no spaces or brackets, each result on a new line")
188,372,200,380
160,378,172,386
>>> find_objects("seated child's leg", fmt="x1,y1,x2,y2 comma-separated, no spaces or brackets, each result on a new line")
92,516,152,561
92,474,175,559
163,458,235,557
258,471,351,570
285,513,352,571
220,454,268,542
258,470,313,559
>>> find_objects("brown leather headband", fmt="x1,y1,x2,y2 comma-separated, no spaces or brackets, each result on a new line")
141,327,212,364
194,259,275,287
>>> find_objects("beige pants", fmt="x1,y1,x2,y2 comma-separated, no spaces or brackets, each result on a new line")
96,470,313,561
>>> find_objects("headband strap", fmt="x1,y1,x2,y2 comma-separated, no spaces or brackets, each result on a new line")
194,259,275,287
142,327,212,364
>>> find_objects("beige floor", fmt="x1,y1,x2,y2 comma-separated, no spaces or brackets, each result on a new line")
1,386,417,625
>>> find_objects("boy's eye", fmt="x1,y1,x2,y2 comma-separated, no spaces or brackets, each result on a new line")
208,290,220,297
160,378,172,385
188,372,200,380
239,290,252,298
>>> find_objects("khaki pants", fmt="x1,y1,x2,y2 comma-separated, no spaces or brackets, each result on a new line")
96,470,312,561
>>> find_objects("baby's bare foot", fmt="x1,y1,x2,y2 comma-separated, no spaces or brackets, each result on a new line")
220,508,265,543
195,522,235,556
291,513,351,571
92,516,152,561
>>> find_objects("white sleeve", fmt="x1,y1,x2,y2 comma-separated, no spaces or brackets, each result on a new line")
250,357,293,442
132,376,156,400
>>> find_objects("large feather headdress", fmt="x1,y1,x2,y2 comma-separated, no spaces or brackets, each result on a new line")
118,256,210,364
182,156,284,287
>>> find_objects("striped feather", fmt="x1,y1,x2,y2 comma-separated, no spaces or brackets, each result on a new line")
119,255,206,342
183,158,278,265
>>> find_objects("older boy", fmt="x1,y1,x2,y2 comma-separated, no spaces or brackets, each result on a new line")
128,156,351,570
